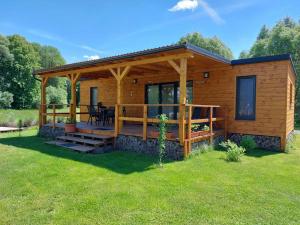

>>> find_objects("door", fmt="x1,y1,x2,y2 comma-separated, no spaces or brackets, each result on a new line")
90,87,98,107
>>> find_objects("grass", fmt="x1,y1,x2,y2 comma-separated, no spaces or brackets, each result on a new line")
0,129,300,225
0,109,38,126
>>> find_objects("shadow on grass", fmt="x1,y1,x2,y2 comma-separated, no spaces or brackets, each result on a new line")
0,134,162,175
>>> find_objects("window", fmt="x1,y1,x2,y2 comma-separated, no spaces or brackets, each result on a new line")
236,76,256,120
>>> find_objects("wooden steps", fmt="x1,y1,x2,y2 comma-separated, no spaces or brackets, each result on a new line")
57,136,104,146
46,132,114,153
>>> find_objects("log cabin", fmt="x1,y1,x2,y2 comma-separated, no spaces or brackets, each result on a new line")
34,43,296,159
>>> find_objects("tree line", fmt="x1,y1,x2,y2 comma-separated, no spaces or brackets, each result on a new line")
0,16,299,110
0,34,68,109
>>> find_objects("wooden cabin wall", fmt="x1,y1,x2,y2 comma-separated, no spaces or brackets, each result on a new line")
80,60,291,140
286,62,296,136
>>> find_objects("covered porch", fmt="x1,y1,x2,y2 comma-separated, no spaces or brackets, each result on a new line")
36,44,230,157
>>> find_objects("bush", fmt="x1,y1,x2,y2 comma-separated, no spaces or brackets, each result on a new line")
46,86,67,109
220,140,245,162
189,144,213,158
240,135,257,150
0,91,13,109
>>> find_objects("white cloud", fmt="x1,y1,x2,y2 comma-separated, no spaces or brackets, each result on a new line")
27,29,63,42
198,1,224,24
79,45,103,54
83,55,100,60
169,0,224,24
169,0,198,12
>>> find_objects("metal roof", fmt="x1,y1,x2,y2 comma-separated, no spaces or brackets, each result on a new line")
33,43,297,77
33,43,230,75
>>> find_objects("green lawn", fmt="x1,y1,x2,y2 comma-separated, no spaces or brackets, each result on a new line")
0,109,39,126
0,129,299,225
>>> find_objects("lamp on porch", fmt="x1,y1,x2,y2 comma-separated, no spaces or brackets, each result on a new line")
203,72,210,79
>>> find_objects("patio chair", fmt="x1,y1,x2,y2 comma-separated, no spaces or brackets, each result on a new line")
87,105,99,125
103,107,115,126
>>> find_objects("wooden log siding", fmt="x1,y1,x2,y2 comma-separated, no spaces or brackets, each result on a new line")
80,60,293,150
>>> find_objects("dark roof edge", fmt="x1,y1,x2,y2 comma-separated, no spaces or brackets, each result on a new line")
33,43,231,75
231,54,297,77
186,43,231,64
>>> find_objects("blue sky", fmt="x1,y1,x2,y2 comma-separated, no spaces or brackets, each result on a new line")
0,0,299,63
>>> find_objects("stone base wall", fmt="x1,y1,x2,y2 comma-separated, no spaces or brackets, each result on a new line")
115,135,184,160
228,133,281,151
38,126,65,139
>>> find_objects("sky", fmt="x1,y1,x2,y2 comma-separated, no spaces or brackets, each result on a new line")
0,0,299,63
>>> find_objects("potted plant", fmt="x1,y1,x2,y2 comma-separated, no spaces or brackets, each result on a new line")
65,117,77,133
188,124,210,138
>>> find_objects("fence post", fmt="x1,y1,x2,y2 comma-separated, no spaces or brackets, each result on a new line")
224,107,228,139
143,105,147,140
209,107,213,144
52,105,56,128
114,104,119,137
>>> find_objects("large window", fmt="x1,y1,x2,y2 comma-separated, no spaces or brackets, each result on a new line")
236,76,256,120
146,81,193,119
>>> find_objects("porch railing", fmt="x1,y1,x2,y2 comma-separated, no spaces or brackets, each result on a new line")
115,103,227,156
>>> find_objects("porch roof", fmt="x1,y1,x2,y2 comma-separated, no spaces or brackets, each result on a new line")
33,43,231,76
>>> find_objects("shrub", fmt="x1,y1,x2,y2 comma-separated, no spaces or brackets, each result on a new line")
189,144,213,158
220,140,245,162
240,135,257,150
46,86,67,109
23,118,37,127
0,91,13,109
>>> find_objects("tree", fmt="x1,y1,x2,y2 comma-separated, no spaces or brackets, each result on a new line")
0,35,14,91
6,35,40,109
178,32,234,60
32,43,67,89
240,17,300,102
0,91,13,108
46,86,67,109
257,25,269,40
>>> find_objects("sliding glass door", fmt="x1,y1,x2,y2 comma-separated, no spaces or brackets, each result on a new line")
145,81,193,119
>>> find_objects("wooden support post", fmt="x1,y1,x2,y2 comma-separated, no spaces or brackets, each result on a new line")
179,58,187,145
40,77,48,126
52,104,56,128
69,73,81,121
168,57,188,146
114,104,119,137
143,105,148,140
187,105,192,154
224,107,228,139
209,107,213,144
109,66,131,136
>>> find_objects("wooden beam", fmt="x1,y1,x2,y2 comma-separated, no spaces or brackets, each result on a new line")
168,60,181,75
109,68,118,80
38,52,193,77
120,66,131,80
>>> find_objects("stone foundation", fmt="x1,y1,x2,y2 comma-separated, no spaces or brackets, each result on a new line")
228,133,281,151
115,135,184,160
38,126,65,139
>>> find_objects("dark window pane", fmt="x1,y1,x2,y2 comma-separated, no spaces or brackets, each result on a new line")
147,84,159,118
236,76,256,120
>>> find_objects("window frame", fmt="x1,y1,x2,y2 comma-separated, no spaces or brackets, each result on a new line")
235,75,256,121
